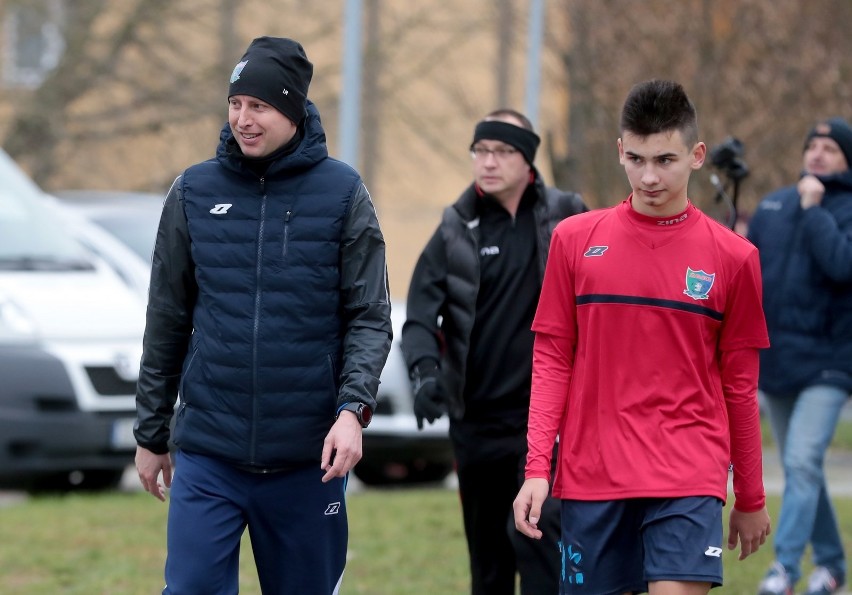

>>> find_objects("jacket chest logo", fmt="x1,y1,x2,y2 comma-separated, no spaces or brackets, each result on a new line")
210,203,233,215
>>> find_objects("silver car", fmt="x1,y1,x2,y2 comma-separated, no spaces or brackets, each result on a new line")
0,157,147,492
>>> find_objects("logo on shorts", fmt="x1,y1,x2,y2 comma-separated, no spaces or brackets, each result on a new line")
325,502,341,515
704,546,722,557
560,542,585,585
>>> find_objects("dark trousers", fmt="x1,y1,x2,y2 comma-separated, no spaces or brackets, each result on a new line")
455,451,561,595
164,450,348,595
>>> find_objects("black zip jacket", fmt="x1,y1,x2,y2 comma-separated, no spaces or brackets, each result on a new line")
401,174,586,419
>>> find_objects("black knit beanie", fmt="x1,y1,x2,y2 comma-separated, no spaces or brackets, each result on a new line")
470,120,541,164
228,37,313,124
804,117,852,167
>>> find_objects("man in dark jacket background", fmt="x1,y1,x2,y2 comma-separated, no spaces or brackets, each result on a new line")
134,36,391,594
402,109,587,594
749,117,852,595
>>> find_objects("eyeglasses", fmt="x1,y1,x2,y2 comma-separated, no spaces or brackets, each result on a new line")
470,146,519,160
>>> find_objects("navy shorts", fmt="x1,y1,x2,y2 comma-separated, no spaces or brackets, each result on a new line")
559,496,724,594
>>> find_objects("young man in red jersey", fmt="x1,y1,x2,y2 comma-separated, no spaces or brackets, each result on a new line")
513,79,771,594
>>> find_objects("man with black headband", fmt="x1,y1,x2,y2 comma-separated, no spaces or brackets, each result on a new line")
134,36,391,593
402,109,586,594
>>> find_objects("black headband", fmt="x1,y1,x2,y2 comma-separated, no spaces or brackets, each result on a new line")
471,120,541,164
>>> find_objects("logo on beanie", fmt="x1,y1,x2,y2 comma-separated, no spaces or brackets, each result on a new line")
230,60,248,84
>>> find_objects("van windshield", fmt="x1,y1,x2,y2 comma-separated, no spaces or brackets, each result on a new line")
0,153,93,271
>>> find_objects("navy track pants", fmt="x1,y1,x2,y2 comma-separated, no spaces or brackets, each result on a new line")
162,450,348,595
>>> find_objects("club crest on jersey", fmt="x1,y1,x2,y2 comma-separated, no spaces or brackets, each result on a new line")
684,268,715,300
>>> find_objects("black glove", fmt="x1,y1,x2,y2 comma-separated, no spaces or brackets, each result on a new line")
411,361,447,430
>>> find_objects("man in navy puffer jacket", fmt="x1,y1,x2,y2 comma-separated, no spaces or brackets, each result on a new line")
749,117,852,595
133,37,392,594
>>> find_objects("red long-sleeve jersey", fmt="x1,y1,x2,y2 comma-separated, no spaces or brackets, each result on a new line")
527,198,769,512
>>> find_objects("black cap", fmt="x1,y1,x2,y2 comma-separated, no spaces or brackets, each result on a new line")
804,117,852,167
228,37,313,124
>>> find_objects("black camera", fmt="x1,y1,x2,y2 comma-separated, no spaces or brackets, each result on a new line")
709,137,749,181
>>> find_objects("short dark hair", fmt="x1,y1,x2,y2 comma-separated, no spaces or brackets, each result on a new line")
620,80,698,146
485,108,534,132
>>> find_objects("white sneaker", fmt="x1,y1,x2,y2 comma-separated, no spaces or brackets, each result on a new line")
758,561,793,595
804,566,845,595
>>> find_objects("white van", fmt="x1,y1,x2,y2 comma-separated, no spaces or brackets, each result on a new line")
0,149,145,492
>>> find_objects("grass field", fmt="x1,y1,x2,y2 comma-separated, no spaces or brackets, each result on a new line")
1,420,849,593
1,486,851,594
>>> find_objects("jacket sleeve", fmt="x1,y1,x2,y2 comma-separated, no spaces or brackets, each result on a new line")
800,204,852,282
338,182,393,411
133,176,197,454
400,223,448,373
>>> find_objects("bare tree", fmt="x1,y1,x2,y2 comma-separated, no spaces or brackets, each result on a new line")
495,0,514,108
548,0,852,219
4,1,108,181
6,0,851,218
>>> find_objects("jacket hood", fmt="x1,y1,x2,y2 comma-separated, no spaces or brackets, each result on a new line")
215,99,328,176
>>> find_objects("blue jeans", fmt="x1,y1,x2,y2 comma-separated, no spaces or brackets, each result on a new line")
763,385,848,584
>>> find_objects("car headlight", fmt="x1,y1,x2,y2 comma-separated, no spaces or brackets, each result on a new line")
0,295,39,344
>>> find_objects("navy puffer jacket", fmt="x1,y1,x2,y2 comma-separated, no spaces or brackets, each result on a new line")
747,169,852,395
135,102,392,468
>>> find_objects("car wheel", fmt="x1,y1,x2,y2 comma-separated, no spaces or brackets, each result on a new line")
26,469,125,494
353,460,453,486
405,461,454,484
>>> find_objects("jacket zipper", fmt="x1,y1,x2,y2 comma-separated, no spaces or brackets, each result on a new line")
282,209,291,258
250,177,267,463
